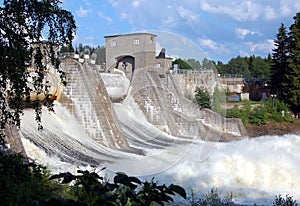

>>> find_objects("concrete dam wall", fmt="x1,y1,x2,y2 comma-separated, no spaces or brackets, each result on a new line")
130,68,247,141
59,58,129,149
13,57,247,166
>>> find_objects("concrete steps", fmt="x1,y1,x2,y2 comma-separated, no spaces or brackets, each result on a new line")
60,60,128,149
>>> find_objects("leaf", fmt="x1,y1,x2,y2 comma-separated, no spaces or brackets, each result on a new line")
114,172,140,189
128,176,142,185
49,172,77,184
50,172,74,180
168,184,186,199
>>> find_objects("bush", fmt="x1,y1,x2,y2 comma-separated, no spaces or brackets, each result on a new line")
194,86,211,110
212,87,226,116
0,152,63,206
188,188,234,206
226,101,251,125
48,169,186,206
249,106,268,125
273,194,298,206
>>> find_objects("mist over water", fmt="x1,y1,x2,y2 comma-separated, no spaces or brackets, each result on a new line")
21,98,300,205
19,31,300,205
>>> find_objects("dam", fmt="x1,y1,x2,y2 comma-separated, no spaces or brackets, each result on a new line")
14,33,300,205
17,33,246,167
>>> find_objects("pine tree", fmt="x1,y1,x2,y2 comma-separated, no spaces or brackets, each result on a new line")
284,13,300,115
270,23,289,99
194,86,211,110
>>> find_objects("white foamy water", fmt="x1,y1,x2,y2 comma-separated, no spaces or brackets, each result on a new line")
20,99,300,205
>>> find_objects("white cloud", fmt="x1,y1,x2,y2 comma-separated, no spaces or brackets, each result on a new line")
162,16,177,28
235,28,251,39
280,0,291,16
198,38,218,50
98,12,112,24
198,37,231,56
279,0,300,17
264,6,276,20
108,0,119,7
199,0,300,21
177,6,199,23
200,1,259,21
76,6,91,17
235,28,261,39
245,39,274,53
132,0,140,8
100,0,298,62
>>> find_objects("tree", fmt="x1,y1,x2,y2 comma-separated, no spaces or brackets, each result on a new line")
273,194,298,206
202,58,216,70
94,46,106,65
212,86,226,116
251,56,270,78
60,45,75,53
49,170,186,206
270,23,289,99
0,152,63,206
194,86,211,109
215,61,228,74
284,12,300,115
173,58,193,70
216,55,271,78
186,58,202,70
0,0,76,144
227,56,250,77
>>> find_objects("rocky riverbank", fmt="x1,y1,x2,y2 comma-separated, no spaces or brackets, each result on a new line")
246,120,300,137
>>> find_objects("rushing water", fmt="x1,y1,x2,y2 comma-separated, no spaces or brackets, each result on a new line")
20,94,300,205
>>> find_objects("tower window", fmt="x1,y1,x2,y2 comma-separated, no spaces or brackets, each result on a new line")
111,40,116,47
133,39,140,45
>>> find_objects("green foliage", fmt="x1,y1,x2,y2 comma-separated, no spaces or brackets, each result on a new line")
173,58,193,70
94,46,106,65
226,99,293,125
49,169,186,206
270,12,300,115
270,23,289,99
60,45,75,53
249,55,271,78
189,190,298,206
219,56,250,77
73,44,105,65
186,58,202,70
0,0,76,143
226,101,252,125
273,194,298,206
212,87,226,116
0,152,63,206
202,58,216,70
215,55,271,78
284,12,300,115
188,188,234,206
1,154,299,206
263,98,293,122
194,86,211,110
249,105,268,125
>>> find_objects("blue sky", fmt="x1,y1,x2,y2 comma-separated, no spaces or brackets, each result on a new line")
6,0,300,63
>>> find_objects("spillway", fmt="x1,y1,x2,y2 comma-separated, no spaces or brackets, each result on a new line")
21,99,300,205
19,59,300,205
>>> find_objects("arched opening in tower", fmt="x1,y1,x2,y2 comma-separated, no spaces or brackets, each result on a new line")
115,55,135,80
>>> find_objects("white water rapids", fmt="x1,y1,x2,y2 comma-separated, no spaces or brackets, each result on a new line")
20,96,300,205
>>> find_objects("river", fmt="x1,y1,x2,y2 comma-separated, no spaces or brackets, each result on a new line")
20,99,300,205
